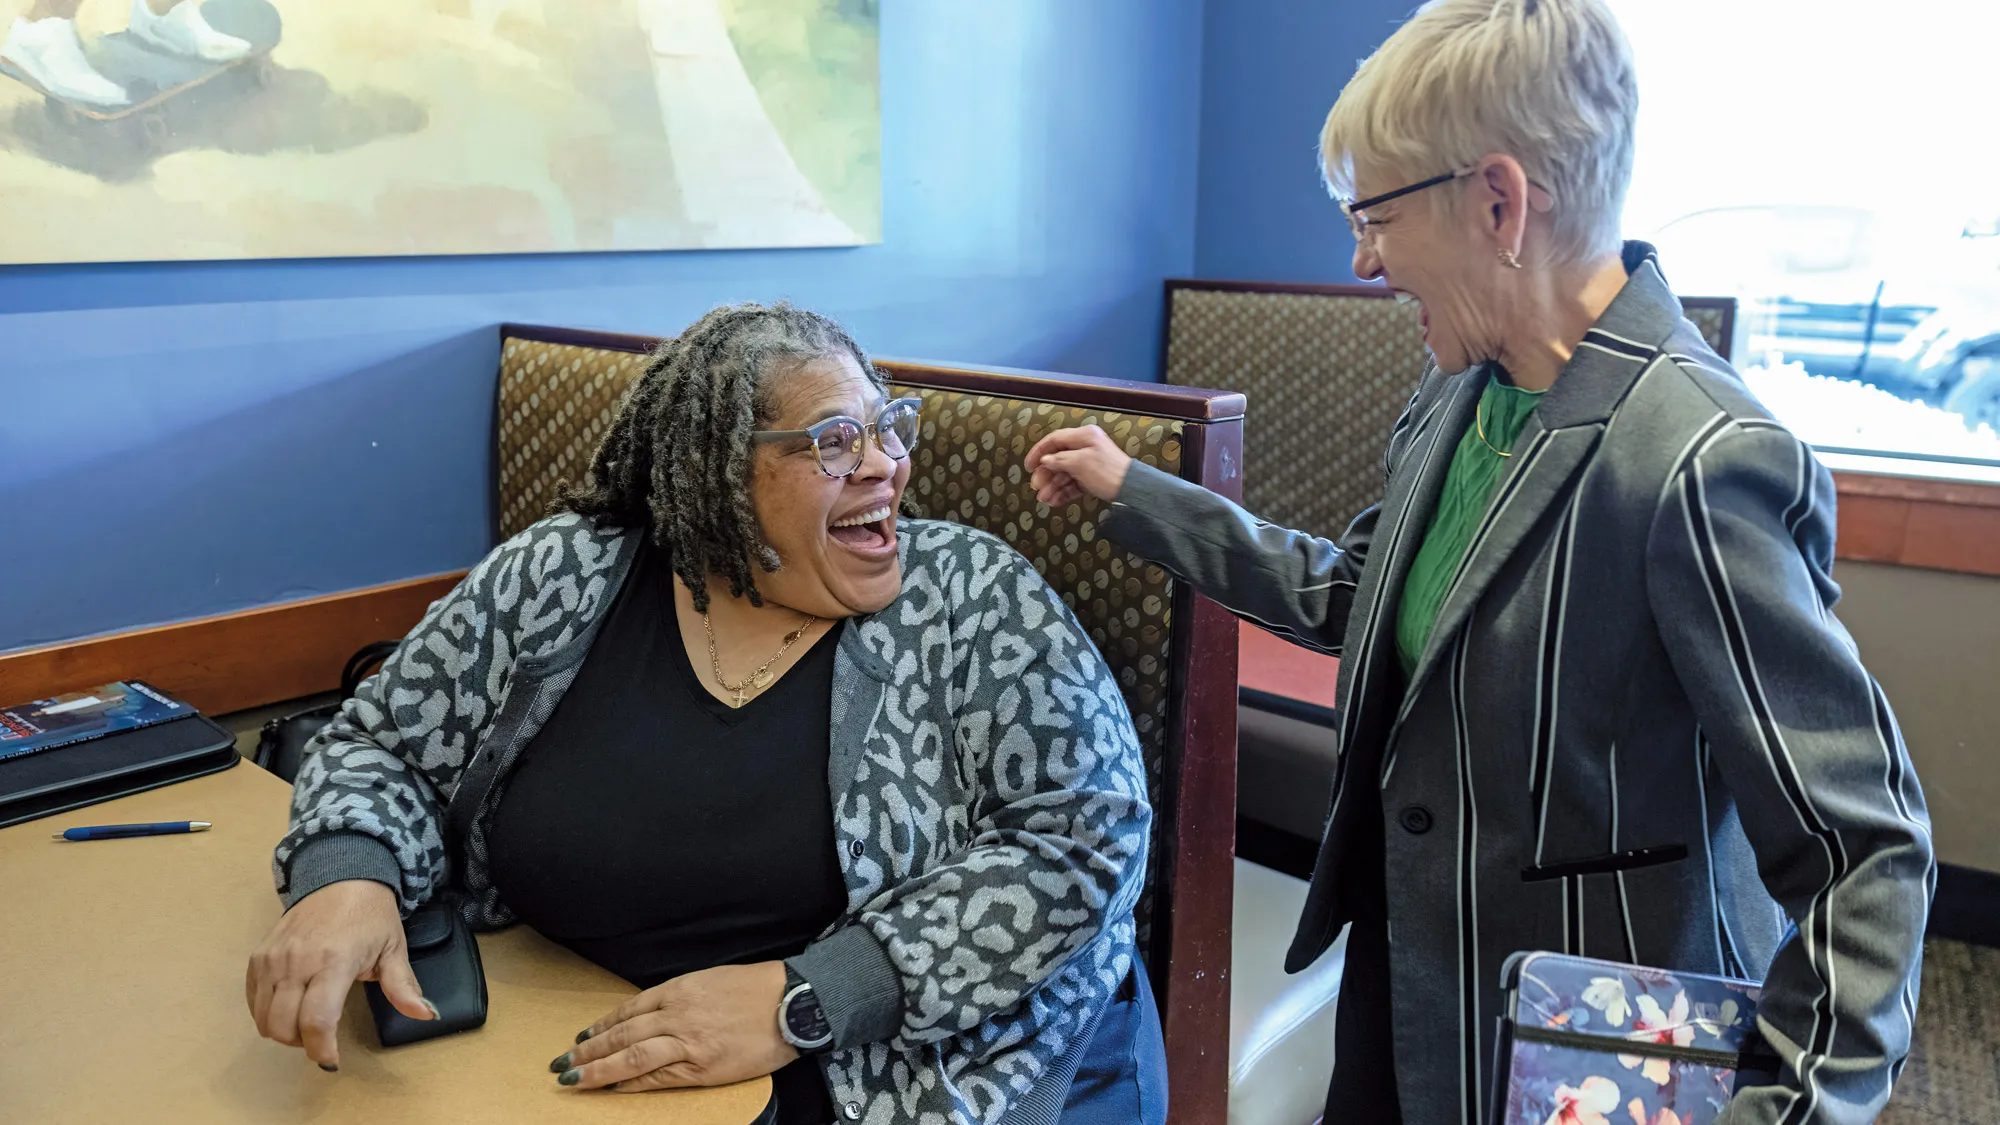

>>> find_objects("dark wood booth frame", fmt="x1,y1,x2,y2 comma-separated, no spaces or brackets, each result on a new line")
500,325,1248,1125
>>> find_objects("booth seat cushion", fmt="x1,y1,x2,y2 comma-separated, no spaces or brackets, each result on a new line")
1238,707,1340,845
1230,858,1345,1125
1237,622,1342,844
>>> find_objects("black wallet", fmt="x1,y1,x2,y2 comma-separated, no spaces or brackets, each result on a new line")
364,900,489,1047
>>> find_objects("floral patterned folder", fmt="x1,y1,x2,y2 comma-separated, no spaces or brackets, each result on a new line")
1492,951,1777,1125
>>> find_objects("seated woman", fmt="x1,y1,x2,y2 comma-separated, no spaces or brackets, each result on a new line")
244,303,1166,1125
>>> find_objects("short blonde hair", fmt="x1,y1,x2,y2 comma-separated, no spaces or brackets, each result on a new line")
1320,0,1637,263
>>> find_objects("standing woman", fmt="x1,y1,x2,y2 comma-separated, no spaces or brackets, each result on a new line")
1027,2,1932,1123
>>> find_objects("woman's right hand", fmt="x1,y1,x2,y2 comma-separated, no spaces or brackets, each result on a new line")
1025,425,1133,507
246,878,435,1069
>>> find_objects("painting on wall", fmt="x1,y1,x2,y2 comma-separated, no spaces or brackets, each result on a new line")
0,0,880,263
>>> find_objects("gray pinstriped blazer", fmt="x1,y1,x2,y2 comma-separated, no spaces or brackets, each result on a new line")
1104,243,1933,1125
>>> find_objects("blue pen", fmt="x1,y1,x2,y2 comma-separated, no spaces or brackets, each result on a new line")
52,821,212,842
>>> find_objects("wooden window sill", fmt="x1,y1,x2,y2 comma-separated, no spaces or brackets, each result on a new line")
1824,453,2000,578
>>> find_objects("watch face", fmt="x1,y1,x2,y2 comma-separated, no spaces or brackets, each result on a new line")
784,985,833,1049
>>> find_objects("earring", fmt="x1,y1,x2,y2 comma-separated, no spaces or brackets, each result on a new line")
1497,248,1523,270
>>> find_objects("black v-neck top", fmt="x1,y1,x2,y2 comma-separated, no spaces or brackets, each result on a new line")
486,542,846,1120
486,543,847,1122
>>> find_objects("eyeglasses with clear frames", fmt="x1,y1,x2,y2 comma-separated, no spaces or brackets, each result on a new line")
752,397,924,479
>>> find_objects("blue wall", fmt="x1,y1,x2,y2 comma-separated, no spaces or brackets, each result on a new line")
0,0,1204,654
1192,0,1409,283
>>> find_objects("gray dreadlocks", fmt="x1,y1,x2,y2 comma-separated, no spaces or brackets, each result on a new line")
557,302,882,612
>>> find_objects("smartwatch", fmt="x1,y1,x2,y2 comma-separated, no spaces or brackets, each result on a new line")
778,965,834,1054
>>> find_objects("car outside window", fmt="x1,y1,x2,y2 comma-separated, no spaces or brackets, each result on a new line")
1611,0,2000,468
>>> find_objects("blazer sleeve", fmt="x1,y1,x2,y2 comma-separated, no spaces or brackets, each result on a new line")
1098,375,1433,654
792,547,1153,1050
273,538,534,915
1646,421,1934,1125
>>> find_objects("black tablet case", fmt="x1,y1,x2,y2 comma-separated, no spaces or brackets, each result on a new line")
0,714,239,829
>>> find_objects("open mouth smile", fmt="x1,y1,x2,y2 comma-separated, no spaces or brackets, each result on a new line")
828,505,897,557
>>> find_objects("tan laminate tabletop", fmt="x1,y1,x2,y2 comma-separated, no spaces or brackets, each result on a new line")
0,758,771,1125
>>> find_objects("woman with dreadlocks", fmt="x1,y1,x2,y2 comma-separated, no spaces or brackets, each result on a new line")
245,303,1166,1125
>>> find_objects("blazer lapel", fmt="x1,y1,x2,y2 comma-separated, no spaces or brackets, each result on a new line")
1377,365,1486,614
1395,422,1600,722
1394,243,1687,721
1333,365,1483,757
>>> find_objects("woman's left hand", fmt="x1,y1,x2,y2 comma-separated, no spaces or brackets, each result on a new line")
554,961,797,1091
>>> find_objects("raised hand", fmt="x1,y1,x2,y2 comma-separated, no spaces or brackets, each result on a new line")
1025,424,1133,507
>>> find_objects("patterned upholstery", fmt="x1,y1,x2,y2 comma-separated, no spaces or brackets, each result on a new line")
496,339,652,540
1163,285,1736,537
887,383,1184,942
1681,300,1733,361
495,335,1186,941
888,385,1180,786
1164,288,1422,541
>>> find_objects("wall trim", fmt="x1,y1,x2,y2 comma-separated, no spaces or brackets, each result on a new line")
0,572,467,717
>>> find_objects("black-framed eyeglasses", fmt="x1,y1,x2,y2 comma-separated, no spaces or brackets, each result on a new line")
752,397,924,478
1339,166,1555,244
1338,167,1472,243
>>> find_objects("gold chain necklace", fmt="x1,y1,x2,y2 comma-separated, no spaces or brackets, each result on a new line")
1474,397,1513,458
702,609,819,708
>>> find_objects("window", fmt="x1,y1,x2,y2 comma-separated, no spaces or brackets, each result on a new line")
1611,0,2000,469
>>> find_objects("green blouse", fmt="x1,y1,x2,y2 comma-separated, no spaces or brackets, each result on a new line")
1394,370,1545,677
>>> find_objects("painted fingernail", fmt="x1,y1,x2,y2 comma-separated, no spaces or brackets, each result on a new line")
424,999,441,1019
574,1027,594,1043
558,1068,582,1087
548,1052,572,1073
319,1063,339,1073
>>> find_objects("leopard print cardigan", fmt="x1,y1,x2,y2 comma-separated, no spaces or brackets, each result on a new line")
272,513,1152,1125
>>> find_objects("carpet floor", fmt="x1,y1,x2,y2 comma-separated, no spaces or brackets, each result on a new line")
1882,939,2000,1125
